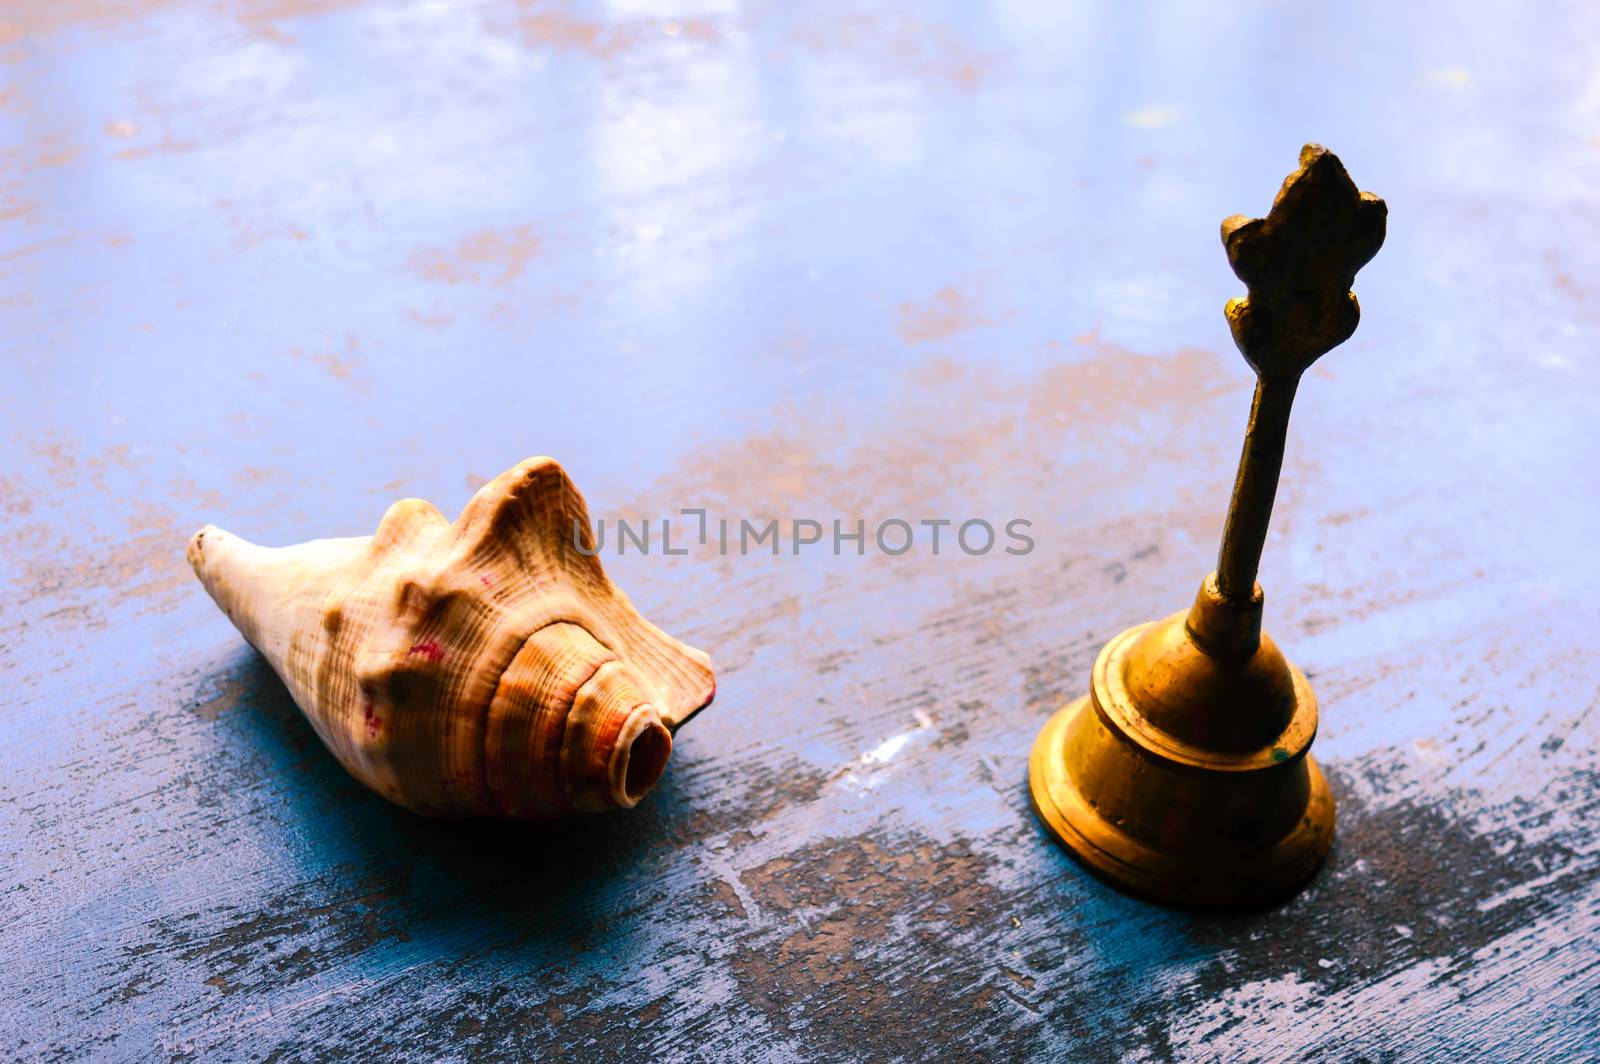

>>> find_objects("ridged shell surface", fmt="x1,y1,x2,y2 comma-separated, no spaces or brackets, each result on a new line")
187,457,715,817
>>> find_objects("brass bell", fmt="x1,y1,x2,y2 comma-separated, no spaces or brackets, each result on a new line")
1029,144,1387,908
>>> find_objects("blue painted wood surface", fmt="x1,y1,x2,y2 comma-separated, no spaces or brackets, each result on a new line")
3,1,1598,1059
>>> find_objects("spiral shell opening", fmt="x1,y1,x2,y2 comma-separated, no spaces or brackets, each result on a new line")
614,711,673,807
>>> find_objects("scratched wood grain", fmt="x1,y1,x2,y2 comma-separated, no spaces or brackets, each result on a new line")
3,1,1599,1060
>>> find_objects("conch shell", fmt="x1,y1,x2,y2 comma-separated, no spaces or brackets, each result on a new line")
186,457,714,818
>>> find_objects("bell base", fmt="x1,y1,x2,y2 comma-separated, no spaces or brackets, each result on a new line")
1028,695,1335,909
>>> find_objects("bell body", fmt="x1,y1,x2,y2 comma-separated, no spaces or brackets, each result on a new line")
1029,577,1334,908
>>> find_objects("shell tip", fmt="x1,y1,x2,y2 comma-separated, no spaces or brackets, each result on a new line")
186,524,222,576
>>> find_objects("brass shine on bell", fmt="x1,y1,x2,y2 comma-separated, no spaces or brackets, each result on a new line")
1029,144,1387,908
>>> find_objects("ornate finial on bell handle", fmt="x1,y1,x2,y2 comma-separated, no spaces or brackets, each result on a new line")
1028,144,1386,908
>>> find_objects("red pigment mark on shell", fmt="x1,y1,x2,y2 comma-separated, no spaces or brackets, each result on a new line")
363,700,383,738
408,639,444,661
480,574,493,587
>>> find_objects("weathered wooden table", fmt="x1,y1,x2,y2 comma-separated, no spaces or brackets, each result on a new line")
4,1,1598,1059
